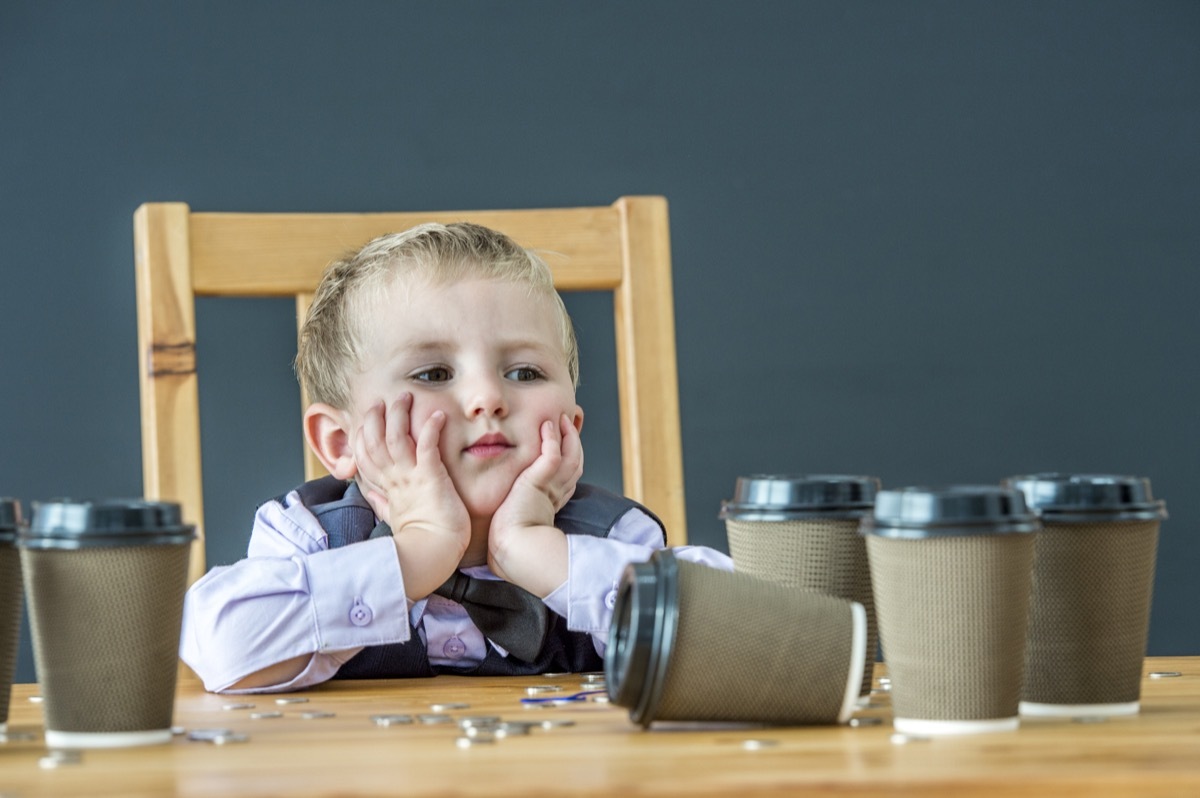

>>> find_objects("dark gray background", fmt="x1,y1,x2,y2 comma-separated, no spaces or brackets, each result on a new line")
3,1,1197,684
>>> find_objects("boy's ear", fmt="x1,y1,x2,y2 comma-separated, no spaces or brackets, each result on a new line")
303,403,357,480
571,405,585,434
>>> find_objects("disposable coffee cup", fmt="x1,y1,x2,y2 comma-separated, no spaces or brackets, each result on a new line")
721,474,880,697
1004,473,1167,717
862,486,1039,736
605,549,866,727
1,498,24,734
20,499,194,748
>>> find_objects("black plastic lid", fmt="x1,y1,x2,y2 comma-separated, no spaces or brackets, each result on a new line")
20,499,196,550
604,549,679,727
861,485,1040,539
1003,474,1168,522
0,498,23,544
720,474,881,521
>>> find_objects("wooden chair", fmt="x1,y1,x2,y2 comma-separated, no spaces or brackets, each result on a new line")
134,197,687,584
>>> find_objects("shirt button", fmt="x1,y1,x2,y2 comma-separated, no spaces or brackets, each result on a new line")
604,589,618,610
443,636,466,659
349,597,373,627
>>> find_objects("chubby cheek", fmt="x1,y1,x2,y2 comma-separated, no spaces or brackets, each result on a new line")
406,404,436,439
406,396,452,441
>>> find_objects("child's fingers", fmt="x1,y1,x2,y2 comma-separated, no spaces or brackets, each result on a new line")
384,393,415,464
520,420,563,487
414,410,447,468
559,413,583,475
541,418,562,458
357,401,388,469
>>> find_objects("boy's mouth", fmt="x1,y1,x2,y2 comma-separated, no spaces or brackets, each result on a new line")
464,432,514,459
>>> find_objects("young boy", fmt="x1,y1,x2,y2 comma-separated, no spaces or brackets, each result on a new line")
180,221,731,693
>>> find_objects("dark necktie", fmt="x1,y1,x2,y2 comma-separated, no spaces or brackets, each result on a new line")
433,570,551,663
369,522,550,662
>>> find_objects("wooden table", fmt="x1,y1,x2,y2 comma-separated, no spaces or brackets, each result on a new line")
2,657,1199,797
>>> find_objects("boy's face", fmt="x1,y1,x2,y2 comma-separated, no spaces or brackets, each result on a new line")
346,275,582,520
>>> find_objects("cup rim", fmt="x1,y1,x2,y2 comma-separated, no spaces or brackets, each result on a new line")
720,504,875,521
860,518,1041,539
720,474,881,520
604,549,680,727
1002,473,1168,522
18,530,196,550
21,498,196,548
862,485,1040,537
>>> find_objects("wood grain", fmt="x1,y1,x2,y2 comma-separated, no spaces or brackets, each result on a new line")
4,658,1198,797
189,207,624,295
134,202,208,585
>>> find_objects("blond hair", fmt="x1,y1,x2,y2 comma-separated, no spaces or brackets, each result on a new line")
296,222,579,408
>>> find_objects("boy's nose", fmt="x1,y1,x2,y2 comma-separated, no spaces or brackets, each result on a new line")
464,379,507,418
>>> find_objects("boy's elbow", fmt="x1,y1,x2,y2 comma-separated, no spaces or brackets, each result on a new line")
180,618,313,693
179,590,311,693
178,605,240,692
225,655,313,691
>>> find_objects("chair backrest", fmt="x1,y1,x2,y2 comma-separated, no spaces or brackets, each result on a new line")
134,197,687,584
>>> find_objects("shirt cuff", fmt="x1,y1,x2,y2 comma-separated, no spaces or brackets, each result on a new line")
306,537,412,651
553,534,657,635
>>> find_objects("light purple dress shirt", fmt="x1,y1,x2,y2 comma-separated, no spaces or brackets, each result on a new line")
179,489,732,693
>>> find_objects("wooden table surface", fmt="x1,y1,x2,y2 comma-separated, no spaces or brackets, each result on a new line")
2,657,1199,797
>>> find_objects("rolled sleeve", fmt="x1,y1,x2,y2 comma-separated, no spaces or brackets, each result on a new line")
544,508,733,646
180,495,412,693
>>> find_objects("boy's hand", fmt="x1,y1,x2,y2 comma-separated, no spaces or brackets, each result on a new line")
487,414,582,597
354,393,471,600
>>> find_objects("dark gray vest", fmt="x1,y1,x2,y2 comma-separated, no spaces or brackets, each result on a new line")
286,476,664,678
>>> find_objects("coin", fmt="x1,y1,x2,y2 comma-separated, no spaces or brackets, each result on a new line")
455,734,495,748
300,711,336,720
275,697,310,705
459,716,502,728
371,714,414,726
525,685,563,695
494,722,535,737
1149,671,1183,679
211,733,250,745
250,712,283,720
222,702,255,711
417,714,455,725
462,725,495,738
188,728,235,741
431,702,470,712
741,739,779,750
539,719,576,729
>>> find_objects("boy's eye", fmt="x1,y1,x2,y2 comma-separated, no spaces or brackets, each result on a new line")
505,366,544,382
412,366,452,383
